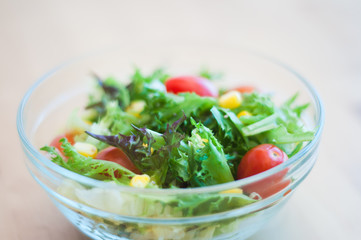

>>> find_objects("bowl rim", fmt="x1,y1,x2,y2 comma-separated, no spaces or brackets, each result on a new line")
17,47,325,195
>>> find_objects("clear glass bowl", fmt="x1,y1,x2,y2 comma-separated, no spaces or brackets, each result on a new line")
17,45,324,240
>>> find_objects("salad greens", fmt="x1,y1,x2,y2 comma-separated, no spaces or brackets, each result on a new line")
41,138,136,184
42,68,314,189
40,67,316,240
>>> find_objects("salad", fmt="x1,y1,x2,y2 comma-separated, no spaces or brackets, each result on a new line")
41,68,314,239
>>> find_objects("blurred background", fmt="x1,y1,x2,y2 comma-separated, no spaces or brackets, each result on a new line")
1,0,360,239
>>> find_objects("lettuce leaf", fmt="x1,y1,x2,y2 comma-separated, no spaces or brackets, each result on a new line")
142,90,217,133
173,192,256,216
127,68,169,99
41,138,135,184
175,118,234,187
234,92,275,116
86,74,130,118
101,101,141,135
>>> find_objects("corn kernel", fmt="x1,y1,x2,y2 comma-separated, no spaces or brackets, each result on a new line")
73,142,98,158
142,143,154,154
130,174,150,188
126,100,146,117
219,91,242,109
194,134,205,147
237,110,252,118
201,138,209,143
220,188,243,194
84,120,93,125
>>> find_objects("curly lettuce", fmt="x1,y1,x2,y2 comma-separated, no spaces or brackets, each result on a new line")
41,138,135,184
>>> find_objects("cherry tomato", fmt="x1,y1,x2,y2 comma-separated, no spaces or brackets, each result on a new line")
237,144,288,179
96,147,141,174
248,178,291,199
165,76,218,97
237,144,289,198
50,133,75,156
233,85,255,93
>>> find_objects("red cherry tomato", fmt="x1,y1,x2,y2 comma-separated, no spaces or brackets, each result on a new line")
165,76,218,97
237,144,288,178
248,179,291,199
233,86,255,93
96,147,141,174
237,144,289,198
50,133,75,156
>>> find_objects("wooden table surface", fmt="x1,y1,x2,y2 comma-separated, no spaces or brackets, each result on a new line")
1,0,361,239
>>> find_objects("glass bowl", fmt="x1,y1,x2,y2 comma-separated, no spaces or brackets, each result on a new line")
17,45,324,240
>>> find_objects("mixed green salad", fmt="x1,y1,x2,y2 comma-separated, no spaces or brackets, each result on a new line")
42,68,314,195
41,68,315,239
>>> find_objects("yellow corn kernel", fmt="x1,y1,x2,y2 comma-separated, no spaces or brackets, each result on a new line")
201,138,209,143
130,174,150,188
126,100,146,117
218,91,242,109
73,142,98,158
84,120,93,125
194,134,205,147
142,143,154,154
237,110,252,118
220,188,243,194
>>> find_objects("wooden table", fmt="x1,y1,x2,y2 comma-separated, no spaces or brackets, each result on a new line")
1,0,360,239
